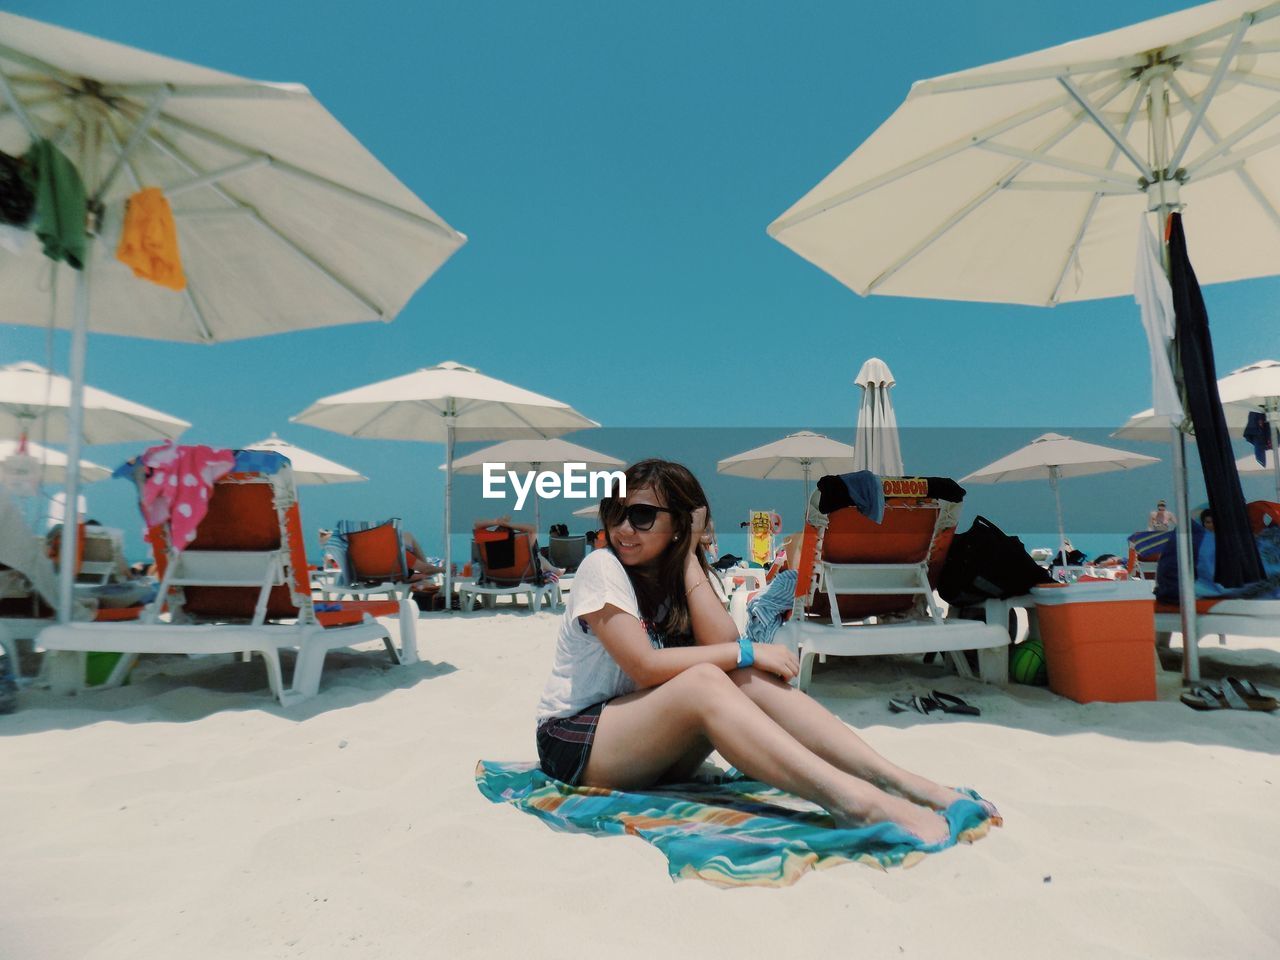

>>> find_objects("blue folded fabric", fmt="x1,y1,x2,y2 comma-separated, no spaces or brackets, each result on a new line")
744,570,798,646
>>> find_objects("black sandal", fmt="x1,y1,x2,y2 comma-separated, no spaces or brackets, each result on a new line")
931,690,981,716
888,695,939,715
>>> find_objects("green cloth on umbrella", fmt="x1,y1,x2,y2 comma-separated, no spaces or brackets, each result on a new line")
23,138,87,269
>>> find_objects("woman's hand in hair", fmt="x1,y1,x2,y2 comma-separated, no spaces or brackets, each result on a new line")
687,505,708,556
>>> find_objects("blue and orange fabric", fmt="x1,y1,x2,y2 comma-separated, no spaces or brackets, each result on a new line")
475,760,995,887
116,186,186,290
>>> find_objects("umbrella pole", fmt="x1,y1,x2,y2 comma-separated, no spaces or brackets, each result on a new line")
57,253,93,623
802,460,811,524
444,418,454,610
1049,466,1067,579
1268,401,1280,500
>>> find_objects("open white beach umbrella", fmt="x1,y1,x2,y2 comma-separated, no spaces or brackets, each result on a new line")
962,433,1160,566
0,438,110,485
293,361,598,601
445,438,623,535
572,502,602,520
769,0,1280,678
853,358,904,475
244,433,366,486
0,361,189,445
1117,358,1280,497
0,12,465,620
718,431,857,522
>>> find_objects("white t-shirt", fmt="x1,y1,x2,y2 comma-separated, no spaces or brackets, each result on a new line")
535,549,644,723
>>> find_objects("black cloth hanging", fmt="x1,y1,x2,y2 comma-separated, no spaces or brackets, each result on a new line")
1167,213,1263,587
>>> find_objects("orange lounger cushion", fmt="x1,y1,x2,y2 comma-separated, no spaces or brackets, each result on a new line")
314,599,400,627
1154,599,1225,615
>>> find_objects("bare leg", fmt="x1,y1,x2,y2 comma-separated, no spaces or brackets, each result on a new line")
730,668,999,820
581,663,948,843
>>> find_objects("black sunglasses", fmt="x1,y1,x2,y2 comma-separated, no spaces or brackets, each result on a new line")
599,499,675,532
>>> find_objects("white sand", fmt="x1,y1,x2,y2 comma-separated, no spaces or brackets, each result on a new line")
2,610,1278,960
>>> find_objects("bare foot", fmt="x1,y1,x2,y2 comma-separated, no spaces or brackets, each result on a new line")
835,794,949,845
891,776,1002,826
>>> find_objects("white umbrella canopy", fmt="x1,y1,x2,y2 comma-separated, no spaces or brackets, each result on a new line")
962,432,1160,564
444,437,623,534
0,361,190,445
768,0,1280,306
244,433,366,486
1117,357,1280,495
718,430,857,483
853,357,904,475
572,502,602,520
293,361,599,601
0,11,466,342
0,438,110,484
718,430,857,523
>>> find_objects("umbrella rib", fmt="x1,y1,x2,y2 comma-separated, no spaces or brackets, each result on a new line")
768,71,1128,235
1166,15,1252,173
163,155,272,196
1180,92,1280,178
99,82,313,102
1057,77,1152,179
136,122,386,320
1167,76,1280,239
0,63,38,138
1178,62,1280,93
149,108,462,243
100,113,219,342
866,100,1101,295
0,41,83,88
975,140,1140,186
909,54,1148,98
1048,78,1148,305
93,89,169,204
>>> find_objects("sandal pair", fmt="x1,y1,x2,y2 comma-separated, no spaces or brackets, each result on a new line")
1180,677,1278,712
888,690,981,716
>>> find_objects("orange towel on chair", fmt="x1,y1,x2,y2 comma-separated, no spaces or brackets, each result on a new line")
116,187,186,290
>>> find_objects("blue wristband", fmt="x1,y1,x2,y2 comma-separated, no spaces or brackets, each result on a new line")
736,635,754,668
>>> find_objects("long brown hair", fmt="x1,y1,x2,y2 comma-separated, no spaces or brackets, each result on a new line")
602,459,713,640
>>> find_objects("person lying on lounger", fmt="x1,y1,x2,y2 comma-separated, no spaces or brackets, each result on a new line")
473,516,565,579
533,458,999,845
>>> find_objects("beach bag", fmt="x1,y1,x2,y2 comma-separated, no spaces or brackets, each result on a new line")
939,516,1052,606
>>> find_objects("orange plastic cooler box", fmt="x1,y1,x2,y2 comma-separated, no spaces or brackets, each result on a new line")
1031,581,1157,703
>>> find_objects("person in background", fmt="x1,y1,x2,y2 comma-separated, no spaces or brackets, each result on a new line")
1148,499,1177,531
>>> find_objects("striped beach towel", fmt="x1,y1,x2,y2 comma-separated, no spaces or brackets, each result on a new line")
475,760,995,887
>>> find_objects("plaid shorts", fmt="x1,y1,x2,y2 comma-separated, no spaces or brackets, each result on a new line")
536,702,605,785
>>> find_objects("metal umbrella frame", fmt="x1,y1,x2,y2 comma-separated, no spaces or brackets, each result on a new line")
0,12,465,620
770,0,1280,680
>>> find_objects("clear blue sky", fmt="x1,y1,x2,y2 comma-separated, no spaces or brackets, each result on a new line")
3,0,1278,560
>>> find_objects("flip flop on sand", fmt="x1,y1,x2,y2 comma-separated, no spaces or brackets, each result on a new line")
931,690,981,716
1223,676,1280,712
1180,684,1228,710
888,695,938,715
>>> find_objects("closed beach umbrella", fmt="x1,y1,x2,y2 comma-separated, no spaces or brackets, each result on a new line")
962,433,1160,571
0,361,189,445
0,12,465,620
293,361,598,601
718,430,857,521
244,433,367,486
853,358,904,475
768,0,1280,678
446,438,623,536
0,438,110,485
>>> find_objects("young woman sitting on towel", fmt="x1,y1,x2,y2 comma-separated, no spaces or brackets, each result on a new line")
534,459,999,845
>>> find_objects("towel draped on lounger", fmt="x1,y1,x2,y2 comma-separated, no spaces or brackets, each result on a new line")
474,760,995,887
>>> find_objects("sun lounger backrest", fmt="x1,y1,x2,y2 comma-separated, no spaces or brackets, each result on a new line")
797,483,961,623
476,529,541,586
149,469,313,624
1247,500,1280,532
548,535,587,572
